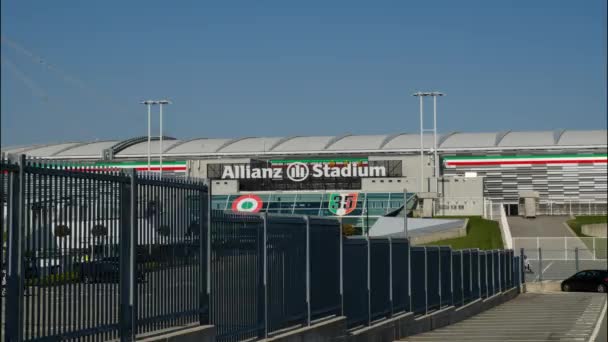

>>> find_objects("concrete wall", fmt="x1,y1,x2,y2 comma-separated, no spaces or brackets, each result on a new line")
347,287,519,341
409,218,468,245
261,316,346,342
111,324,216,342
361,177,412,192
582,223,608,237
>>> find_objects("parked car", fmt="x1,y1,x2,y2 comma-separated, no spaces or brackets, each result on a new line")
79,260,145,284
561,270,608,293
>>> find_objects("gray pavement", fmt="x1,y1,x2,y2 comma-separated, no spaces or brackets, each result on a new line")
401,292,608,342
524,260,608,282
508,216,573,237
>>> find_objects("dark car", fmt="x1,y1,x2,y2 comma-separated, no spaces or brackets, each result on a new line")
79,261,145,284
561,270,608,293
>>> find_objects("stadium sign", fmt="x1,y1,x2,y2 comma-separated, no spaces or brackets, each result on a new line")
232,194,263,213
221,162,386,182
328,193,358,216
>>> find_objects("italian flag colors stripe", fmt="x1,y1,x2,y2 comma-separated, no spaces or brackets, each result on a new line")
444,154,607,167
271,158,368,168
53,161,187,172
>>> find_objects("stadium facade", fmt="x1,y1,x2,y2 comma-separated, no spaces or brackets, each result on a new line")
2,129,606,227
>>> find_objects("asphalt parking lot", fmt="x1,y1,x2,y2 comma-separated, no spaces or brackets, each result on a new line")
401,292,607,342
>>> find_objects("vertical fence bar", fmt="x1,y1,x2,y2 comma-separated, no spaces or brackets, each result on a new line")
305,216,311,326
119,173,130,341
438,245,441,308
339,217,344,316
538,248,543,283
130,170,138,339
366,236,371,325
6,155,24,342
424,247,428,315
408,238,412,312
450,247,454,306
478,250,481,298
388,237,393,317
575,247,579,272
264,212,268,338
460,250,464,305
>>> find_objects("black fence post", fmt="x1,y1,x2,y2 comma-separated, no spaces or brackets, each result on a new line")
538,248,543,283
366,236,371,326
257,213,268,338
520,248,525,287
388,237,393,318
304,216,311,326
339,217,344,316
200,182,210,325
575,247,579,272
119,171,133,341
6,155,25,342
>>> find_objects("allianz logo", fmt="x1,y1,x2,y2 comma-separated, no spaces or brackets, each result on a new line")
221,162,386,182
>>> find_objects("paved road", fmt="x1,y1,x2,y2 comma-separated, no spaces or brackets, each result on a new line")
524,260,608,282
401,292,607,342
508,216,573,237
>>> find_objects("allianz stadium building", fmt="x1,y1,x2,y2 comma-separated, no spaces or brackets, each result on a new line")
2,129,606,227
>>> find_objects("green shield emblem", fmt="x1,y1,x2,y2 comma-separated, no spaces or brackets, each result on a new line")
328,193,359,216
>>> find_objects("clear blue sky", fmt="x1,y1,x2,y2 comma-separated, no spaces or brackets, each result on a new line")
1,0,606,146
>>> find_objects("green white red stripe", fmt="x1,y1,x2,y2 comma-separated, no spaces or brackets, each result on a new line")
58,161,187,172
443,154,607,167
270,158,368,168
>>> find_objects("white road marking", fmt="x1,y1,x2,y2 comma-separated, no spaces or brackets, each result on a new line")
589,298,607,342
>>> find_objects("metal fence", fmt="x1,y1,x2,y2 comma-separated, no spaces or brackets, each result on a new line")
484,199,608,218
1,155,209,342
528,201,608,216
513,237,608,261
342,241,521,329
2,154,524,342
516,244,608,283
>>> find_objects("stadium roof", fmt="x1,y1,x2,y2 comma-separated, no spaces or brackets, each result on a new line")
2,130,606,159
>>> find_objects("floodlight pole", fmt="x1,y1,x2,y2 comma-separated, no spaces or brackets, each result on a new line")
157,100,172,178
141,100,158,172
413,91,444,193
419,95,424,192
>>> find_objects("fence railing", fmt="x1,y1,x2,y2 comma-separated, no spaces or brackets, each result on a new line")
342,241,521,329
2,154,523,342
1,155,209,342
518,247,608,282
527,201,608,216
513,237,608,261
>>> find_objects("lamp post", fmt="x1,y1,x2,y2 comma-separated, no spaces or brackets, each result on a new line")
141,100,159,171
157,100,171,178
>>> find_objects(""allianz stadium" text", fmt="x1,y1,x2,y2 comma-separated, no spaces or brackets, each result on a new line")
221,163,386,181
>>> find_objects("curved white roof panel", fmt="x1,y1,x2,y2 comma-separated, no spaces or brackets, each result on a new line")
164,138,233,155
327,135,386,151
217,137,283,153
441,132,497,148
271,136,334,152
498,131,554,147
57,141,119,157
118,140,182,156
382,133,434,150
26,142,83,157
2,130,606,159
557,130,607,146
